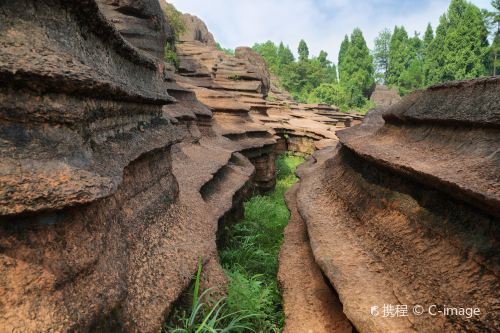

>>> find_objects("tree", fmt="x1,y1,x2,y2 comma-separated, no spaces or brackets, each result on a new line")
445,0,489,79
490,33,500,75
425,15,448,85
489,0,500,75
426,0,489,84
308,84,348,110
422,23,434,83
338,35,350,82
340,28,375,106
298,39,309,62
318,50,329,67
252,41,279,72
277,42,295,67
373,28,392,83
386,26,410,86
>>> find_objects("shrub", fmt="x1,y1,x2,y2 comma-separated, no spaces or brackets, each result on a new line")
165,42,179,68
163,3,186,41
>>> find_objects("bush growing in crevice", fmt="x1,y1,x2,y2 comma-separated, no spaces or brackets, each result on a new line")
165,41,179,69
163,3,185,69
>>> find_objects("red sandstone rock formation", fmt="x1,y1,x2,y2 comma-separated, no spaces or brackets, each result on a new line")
0,1,346,331
292,77,500,332
370,84,401,108
0,0,261,331
5,1,492,333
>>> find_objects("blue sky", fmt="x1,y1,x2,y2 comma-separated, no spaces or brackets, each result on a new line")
168,0,494,63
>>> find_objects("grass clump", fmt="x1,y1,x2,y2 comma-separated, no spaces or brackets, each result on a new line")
163,261,257,333
163,3,186,41
220,154,304,332
165,154,304,332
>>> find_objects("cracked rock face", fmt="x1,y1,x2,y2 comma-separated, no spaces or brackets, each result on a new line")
294,78,500,333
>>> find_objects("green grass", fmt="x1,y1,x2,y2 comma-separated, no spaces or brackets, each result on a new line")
165,154,304,332
220,154,304,332
163,261,258,333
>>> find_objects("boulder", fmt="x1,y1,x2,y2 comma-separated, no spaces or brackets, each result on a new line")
370,84,401,108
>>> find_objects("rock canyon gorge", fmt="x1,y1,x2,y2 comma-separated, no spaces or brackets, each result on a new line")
0,1,498,332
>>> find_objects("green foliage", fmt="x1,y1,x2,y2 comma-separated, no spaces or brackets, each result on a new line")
278,42,295,66
253,41,280,72
163,3,186,41
490,32,500,75
339,28,375,105
216,43,235,56
373,28,392,83
487,0,500,75
386,26,409,86
165,42,179,68
220,154,304,333
298,39,310,62
308,83,349,111
163,3,185,70
425,0,490,84
338,35,350,82
164,262,257,333
373,0,493,94
422,23,435,83
253,41,337,103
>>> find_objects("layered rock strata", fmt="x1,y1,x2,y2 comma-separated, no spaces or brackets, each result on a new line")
0,1,260,331
293,77,500,333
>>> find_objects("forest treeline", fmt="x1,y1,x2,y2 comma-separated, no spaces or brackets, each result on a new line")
252,0,500,112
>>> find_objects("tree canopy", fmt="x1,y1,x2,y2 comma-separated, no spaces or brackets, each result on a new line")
252,0,496,113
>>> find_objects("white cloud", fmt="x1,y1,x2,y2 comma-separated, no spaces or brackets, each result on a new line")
167,0,495,64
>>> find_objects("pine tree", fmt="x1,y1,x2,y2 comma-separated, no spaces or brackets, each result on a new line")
445,0,489,79
277,42,294,66
426,15,448,85
338,35,350,82
298,39,309,62
422,23,434,83
386,26,410,86
341,28,375,106
426,0,489,84
373,28,392,83
318,50,329,67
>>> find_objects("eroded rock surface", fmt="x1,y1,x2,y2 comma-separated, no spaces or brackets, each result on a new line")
0,1,256,331
295,78,500,333
279,184,353,333
370,84,401,109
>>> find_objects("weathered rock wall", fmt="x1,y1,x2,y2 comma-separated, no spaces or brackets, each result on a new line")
292,78,500,333
0,1,260,331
